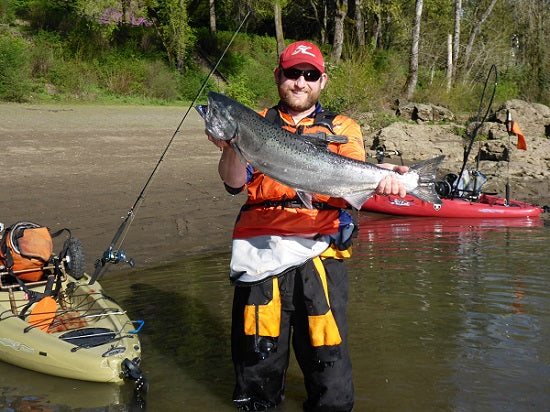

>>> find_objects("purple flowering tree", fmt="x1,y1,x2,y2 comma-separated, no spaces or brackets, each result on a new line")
97,1,152,27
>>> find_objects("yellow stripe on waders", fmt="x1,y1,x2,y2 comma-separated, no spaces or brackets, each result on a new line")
244,277,281,338
309,256,342,346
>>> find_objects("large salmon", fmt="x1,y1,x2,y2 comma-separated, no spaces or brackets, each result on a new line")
197,91,443,209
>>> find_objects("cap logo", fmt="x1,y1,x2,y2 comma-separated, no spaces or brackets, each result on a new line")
291,45,316,57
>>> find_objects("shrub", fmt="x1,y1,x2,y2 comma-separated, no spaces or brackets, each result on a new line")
0,33,32,101
324,53,380,113
94,51,146,96
144,60,179,100
177,68,216,102
194,31,279,107
29,30,62,77
225,73,256,108
47,58,97,99
0,0,16,24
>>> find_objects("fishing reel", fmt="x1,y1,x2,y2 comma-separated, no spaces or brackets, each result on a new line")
90,247,135,285
100,248,135,268
375,146,402,164
435,173,458,198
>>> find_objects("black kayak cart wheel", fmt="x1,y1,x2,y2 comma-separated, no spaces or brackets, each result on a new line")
62,237,85,280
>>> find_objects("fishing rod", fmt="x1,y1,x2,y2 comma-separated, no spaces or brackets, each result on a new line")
450,64,498,200
89,11,251,285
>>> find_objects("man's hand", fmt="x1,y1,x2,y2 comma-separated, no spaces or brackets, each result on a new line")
207,132,232,151
376,163,409,198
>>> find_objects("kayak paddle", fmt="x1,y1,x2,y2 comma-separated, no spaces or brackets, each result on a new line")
28,275,57,332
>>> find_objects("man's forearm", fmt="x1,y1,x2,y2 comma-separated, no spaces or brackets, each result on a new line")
219,146,247,188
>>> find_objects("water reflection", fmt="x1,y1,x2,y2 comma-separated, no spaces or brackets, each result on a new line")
0,359,132,410
1,215,549,411
349,213,549,411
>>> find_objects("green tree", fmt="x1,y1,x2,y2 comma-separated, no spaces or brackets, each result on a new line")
209,0,216,35
461,0,498,75
274,0,285,55
147,0,190,72
510,0,549,103
308,0,329,44
452,0,461,79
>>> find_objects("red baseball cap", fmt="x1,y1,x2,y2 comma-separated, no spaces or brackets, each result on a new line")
279,41,325,73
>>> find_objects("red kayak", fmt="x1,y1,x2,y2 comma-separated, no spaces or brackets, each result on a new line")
362,193,544,218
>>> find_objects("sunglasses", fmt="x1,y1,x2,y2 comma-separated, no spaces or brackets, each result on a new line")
281,67,322,82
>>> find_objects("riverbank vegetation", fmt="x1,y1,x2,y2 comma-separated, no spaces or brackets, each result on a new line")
1,0,548,117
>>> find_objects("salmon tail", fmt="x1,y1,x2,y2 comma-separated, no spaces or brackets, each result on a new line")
409,155,445,205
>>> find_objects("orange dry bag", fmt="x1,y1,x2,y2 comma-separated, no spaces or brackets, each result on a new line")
0,222,53,282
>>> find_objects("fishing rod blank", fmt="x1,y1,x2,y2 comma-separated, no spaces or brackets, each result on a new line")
89,11,251,285
450,64,498,199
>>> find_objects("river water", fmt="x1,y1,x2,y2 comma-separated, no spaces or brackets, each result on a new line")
1,213,549,411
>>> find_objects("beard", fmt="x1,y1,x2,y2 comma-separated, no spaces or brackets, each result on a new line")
278,86,321,113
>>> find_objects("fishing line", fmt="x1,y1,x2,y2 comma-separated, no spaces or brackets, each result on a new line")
89,11,251,285
450,64,498,199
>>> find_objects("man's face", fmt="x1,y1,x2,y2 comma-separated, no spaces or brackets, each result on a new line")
275,63,327,113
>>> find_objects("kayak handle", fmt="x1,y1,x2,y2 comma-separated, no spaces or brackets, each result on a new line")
129,319,144,334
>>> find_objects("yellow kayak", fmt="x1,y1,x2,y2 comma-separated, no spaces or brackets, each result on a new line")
0,250,143,384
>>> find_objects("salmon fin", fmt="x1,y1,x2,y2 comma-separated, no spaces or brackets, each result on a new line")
410,155,445,178
301,134,328,149
296,191,314,209
344,191,375,210
409,185,442,205
301,133,348,148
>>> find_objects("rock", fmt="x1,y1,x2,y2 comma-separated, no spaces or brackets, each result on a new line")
432,105,455,122
395,101,415,119
369,121,465,176
395,101,455,123
479,140,508,161
44,83,57,95
414,103,432,122
466,121,506,140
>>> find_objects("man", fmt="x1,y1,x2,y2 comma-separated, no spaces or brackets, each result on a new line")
208,41,408,411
